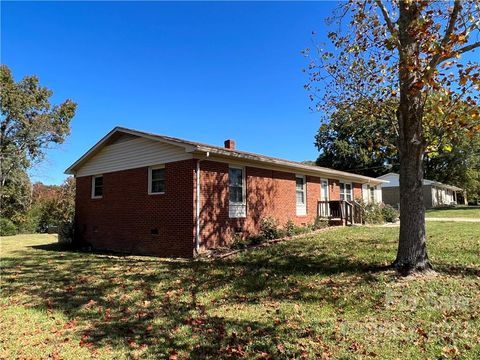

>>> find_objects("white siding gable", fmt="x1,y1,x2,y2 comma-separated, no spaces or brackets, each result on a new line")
76,136,192,177
378,173,399,187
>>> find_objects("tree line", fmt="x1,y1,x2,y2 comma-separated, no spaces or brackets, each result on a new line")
1,177,75,236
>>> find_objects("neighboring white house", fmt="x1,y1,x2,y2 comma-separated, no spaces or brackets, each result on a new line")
377,173,463,209
361,183,383,204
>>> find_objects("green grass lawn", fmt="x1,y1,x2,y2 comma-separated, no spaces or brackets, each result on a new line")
425,206,480,219
1,224,480,359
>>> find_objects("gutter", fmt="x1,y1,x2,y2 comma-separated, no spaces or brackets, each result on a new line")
195,152,209,254
192,146,387,185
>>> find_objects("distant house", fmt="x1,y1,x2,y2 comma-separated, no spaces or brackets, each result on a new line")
66,127,385,257
377,172,463,209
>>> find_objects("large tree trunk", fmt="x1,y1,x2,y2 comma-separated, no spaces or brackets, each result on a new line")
394,104,431,273
393,2,432,274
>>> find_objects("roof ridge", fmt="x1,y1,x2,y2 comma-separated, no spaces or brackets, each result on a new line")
115,127,384,180
66,126,388,184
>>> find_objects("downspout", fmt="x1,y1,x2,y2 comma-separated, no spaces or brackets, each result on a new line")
195,152,209,254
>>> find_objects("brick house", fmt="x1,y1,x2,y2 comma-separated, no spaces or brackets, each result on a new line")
66,127,385,257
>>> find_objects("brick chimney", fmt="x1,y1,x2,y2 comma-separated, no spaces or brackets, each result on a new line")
224,139,236,150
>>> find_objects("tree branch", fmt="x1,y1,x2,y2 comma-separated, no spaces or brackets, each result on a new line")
453,41,480,57
436,40,480,66
441,0,462,48
375,0,396,36
426,0,462,74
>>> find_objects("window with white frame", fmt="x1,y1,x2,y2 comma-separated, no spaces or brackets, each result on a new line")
340,182,352,201
91,175,103,198
149,166,165,194
229,166,246,218
296,175,307,215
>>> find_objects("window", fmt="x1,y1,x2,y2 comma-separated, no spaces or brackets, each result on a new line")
229,167,244,203
229,166,246,218
149,166,165,194
340,182,352,201
92,175,103,198
296,175,306,215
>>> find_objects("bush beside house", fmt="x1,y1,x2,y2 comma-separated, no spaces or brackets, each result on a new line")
232,216,329,250
359,200,400,224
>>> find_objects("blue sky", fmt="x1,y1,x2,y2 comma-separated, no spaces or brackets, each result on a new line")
2,1,335,185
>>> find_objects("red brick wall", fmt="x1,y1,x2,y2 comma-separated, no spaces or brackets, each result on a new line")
328,179,341,201
353,182,363,201
74,159,196,257
196,161,231,249
198,161,322,249
74,158,347,257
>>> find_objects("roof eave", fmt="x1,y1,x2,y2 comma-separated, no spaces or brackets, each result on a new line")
194,146,386,185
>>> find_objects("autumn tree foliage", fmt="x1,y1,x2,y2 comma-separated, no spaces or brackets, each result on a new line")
314,96,480,200
0,65,76,232
31,177,76,233
0,65,76,197
305,0,480,274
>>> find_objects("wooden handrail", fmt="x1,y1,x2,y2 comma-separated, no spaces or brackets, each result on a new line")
317,200,363,225
345,201,353,225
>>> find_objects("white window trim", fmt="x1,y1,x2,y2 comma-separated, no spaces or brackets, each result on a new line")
319,178,330,217
296,175,307,216
229,165,246,218
91,175,103,199
320,178,329,201
339,181,353,202
148,165,166,195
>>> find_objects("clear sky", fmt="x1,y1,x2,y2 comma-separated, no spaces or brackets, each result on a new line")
2,1,336,185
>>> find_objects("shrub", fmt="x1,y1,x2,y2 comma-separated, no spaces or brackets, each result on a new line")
381,204,399,223
284,219,296,237
58,220,74,243
296,225,311,235
231,234,266,249
284,220,312,237
0,218,17,236
231,236,249,249
362,203,384,224
247,235,265,246
17,211,40,234
36,199,59,233
313,216,329,230
260,217,280,240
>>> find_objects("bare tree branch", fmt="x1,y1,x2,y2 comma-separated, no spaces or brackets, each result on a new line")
375,0,396,36
436,40,480,66
453,41,480,56
375,0,401,51
441,0,462,48
426,0,462,75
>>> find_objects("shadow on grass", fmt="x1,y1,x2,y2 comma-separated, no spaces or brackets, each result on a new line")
426,205,480,212
2,237,477,358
